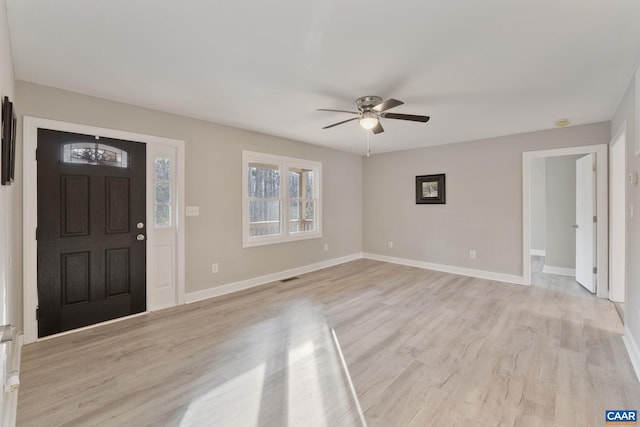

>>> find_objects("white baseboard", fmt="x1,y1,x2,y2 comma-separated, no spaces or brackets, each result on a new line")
362,253,525,285
530,249,546,257
542,265,576,277
185,253,364,304
185,251,529,304
623,326,640,382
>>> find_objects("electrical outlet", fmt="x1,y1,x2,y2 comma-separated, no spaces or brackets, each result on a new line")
324,243,329,251
211,263,219,273
469,250,476,259
388,241,394,249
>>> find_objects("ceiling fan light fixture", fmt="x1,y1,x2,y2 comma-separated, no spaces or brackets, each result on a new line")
359,112,378,130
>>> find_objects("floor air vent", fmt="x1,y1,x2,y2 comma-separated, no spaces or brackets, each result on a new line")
280,276,299,283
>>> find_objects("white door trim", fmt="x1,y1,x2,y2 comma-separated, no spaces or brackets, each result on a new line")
22,116,186,344
522,144,609,297
609,121,627,303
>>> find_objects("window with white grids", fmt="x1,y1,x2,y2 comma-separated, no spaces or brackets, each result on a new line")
242,151,321,247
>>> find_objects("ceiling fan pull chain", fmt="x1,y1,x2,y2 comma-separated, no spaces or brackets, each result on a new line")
366,130,371,157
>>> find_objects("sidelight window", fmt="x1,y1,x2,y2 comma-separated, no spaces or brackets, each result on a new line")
154,158,172,228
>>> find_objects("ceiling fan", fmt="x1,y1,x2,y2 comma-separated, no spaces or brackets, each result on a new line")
318,96,430,134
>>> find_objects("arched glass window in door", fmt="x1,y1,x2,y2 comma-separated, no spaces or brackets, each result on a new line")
62,142,128,168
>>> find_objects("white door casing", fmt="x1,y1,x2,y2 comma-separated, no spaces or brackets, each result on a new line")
575,153,596,293
610,123,626,303
23,117,186,344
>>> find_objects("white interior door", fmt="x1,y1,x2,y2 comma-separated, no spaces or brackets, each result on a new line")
575,153,596,293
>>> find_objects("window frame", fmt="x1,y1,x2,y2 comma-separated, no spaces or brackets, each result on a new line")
242,151,322,248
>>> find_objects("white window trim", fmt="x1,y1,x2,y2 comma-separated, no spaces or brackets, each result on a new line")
242,150,322,248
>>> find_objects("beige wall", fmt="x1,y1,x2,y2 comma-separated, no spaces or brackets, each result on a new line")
362,122,609,276
544,155,580,269
611,73,640,346
16,81,363,322
0,0,18,328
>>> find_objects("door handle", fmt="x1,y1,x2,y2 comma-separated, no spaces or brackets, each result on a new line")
572,224,579,229
137,234,145,241
137,222,145,229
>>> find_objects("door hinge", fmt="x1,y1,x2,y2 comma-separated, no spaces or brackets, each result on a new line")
35,148,38,161
593,267,597,274
593,216,597,223
35,307,40,320
35,227,38,240
593,163,597,172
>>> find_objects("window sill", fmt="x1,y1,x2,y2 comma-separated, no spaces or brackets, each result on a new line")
242,231,322,248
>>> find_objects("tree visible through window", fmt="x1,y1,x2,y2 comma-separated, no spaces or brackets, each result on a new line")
243,151,321,247
248,164,280,236
289,169,315,233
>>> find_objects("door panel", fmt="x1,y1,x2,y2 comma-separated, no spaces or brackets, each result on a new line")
106,248,131,297
61,251,90,305
575,153,596,293
106,177,130,234
60,175,90,236
37,129,146,337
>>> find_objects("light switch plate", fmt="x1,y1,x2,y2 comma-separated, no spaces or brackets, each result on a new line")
185,206,200,216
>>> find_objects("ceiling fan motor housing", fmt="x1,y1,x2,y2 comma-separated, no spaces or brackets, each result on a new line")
356,96,383,112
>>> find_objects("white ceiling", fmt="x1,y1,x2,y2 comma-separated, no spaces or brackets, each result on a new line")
6,0,640,154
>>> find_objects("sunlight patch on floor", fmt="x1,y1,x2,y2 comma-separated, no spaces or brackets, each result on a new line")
179,362,266,427
178,302,366,427
287,339,327,427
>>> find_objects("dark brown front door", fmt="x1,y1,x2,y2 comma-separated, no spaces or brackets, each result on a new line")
37,129,146,338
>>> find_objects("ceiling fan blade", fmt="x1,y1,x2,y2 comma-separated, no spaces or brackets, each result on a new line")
317,109,359,115
382,112,430,123
322,117,359,129
372,121,384,134
372,98,404,112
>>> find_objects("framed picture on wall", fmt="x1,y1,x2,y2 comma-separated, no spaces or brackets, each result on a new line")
1,96,15,185
9,102,16,182
416,174,446,204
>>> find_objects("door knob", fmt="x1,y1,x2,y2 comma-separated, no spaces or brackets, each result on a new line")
137,234,145,241
137,222,145,229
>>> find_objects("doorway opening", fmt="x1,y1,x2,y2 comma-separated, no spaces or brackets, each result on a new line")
528,153,595,297
522,144,609,298
23,117,186,344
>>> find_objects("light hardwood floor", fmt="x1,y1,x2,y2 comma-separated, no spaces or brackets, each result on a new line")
530,255,591,297
17,259,640,426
